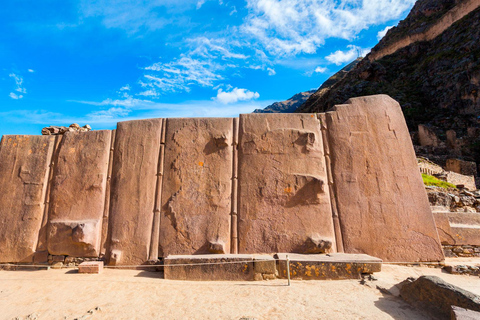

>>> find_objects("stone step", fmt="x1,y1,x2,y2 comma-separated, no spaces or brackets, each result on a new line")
276,253,382,280
164,253,382,281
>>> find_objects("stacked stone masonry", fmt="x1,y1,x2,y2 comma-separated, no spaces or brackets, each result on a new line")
0,95,445,265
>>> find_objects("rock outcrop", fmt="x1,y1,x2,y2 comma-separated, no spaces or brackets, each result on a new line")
298,0,480,166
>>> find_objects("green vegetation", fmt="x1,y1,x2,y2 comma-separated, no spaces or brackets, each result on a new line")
421,173,456,189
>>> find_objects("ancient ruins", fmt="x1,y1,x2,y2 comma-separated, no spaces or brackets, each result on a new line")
0,95,445,268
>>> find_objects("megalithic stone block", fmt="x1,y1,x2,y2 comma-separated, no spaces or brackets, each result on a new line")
47,130,112,257
107,119,163,265
0,135,55,262
325,95,444,262
237,113,336,254
160,118,233,256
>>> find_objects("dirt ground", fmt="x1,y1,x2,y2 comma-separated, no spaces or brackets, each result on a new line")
1,258,479,320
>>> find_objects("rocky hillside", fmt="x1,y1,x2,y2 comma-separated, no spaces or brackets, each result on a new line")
298,0,480,165
254,58,361,113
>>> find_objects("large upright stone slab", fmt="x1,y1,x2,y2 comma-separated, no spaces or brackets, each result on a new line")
0,135,55,262
107,119,162,265
237,113,336,254
47,131,112,257
160,118,233,256
325,95,444,262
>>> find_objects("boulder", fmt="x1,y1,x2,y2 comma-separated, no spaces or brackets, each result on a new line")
160,118,233,256
0,135,55,262
325,95,444,262
47,131,111,257
237,113,336,254
107,119,163,265
400,276,480,319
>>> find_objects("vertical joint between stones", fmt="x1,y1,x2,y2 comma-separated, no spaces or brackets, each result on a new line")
231,117,239,254
318,114,344,253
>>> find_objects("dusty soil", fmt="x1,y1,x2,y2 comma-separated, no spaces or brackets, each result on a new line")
1,259,479,320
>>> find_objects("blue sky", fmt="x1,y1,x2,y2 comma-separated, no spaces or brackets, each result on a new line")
0,0,415,136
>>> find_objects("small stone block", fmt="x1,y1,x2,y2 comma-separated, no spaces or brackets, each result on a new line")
275,253,382,280
164,254,254,281
33,251,49,264
78,261,104,274
52,255,66,262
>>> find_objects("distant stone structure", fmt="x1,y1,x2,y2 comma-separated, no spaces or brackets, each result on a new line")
0,95,444,265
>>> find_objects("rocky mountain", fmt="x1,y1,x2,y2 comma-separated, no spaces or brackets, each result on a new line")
298,0,480,165
254,58,361,113
253,90,316,113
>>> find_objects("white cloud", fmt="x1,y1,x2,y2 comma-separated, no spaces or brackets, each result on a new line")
325,45,370,65
87,107,131,119
215,87,260,104
9,92,23,100
267,68,276,76
28,69,35,73
196,0,205,9
242,0,415,56
314,66,327,73
119,84,131,91
377,25,394,40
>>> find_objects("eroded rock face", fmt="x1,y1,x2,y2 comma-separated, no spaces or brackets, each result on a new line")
237,113,336,254
160,118,233,256
325,95,444,262
107,119,163,265
0,135,55,262
47,131,111,257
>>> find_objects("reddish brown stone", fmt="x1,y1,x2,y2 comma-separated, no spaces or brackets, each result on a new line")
107,119,163,265
78,261,103,274
160,118,233,256
0,135,55,262
325,95,444,262
47,131,112,257
237,113,336,254
434,212,480,246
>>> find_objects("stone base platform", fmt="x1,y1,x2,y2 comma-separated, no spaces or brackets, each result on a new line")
164,253,382,281
78,261,104,274
276,253,382,280
164,254,275,281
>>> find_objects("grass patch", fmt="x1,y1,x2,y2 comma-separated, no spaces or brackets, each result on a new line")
422,173,456,189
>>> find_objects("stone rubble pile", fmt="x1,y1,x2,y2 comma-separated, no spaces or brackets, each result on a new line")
41,123,91,135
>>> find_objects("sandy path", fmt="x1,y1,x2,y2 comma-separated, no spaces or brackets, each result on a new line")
1,260,479,320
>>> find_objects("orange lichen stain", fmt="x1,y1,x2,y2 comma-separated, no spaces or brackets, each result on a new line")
315,267,320,277
198,161,204,166
310,115,314,118
284,187,292,193
243,264,248,272
28,149,32,154
346,263,352,274
305,266,313,277
13,143,17,147
69,147,76,154
331,265,336,273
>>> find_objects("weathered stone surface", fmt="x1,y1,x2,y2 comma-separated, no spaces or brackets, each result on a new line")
107,119,162,265
237,113,336,254
446,159,478,177
434,212,480,246
78,261,103,274
276,253,382,280
160,118,233,256
47,131,111,257
400,276,480,319
325,95,444,262
0,135,55,262
445,171,476,191
451,306,480,320
164,254,254,281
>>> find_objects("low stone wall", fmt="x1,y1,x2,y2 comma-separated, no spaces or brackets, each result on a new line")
443,245,480,258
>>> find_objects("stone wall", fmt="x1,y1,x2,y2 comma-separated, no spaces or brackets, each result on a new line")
0,95,444,264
